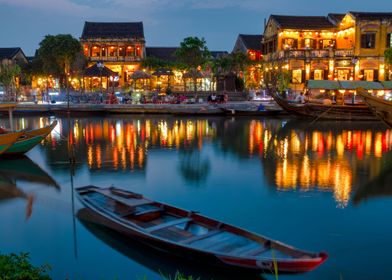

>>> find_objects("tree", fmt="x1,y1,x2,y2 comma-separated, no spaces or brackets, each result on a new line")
37,34,81,90
175,37,211,94
385,48,392,80
277,70,291,93
212,55,234,91
0,63,21,100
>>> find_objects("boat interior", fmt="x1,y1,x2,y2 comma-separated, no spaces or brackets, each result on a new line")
79,187,310,260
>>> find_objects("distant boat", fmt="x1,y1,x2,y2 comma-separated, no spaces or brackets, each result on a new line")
2,121,58,155
271,92,377,121
357,89,392,127
0,103,57,155
76,186,328,274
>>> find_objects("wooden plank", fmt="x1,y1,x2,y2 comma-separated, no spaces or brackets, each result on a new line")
94,189,151,208
146,217,192,233
245,246,270,256
181,230,222,244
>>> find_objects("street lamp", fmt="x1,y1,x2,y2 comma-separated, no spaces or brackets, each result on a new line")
97,61,104,94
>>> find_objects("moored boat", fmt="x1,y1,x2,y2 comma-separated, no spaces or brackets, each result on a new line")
0,131,24,156
271,92,377,121
76,185,328,274
3,120,58,155
357,89,392,127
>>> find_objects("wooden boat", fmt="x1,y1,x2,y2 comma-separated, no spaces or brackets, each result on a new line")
0,131,24,156
271,92,377,121
3,120,58,155
76,186,328,274
357,89,392,127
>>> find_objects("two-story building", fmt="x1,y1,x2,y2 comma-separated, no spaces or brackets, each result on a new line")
262,12,392,92
232,34,263,89
80,21,146,87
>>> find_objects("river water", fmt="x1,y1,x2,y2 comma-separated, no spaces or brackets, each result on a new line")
1,115,391,280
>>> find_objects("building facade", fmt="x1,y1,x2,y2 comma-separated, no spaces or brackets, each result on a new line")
80,21,146,88
262,12,392,91
232,34,263,89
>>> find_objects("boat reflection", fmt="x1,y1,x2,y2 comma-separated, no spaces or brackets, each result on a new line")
353,164,392,204
0,156,60,219
77,208,265,280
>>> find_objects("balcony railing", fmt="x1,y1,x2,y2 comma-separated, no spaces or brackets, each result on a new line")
273,48,354,60
334,49,354,57
89,56,142,62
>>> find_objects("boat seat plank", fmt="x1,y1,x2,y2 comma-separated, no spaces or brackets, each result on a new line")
94,189,152,208
244,246,270,257
229,242,262,256
181,230,222,244
146,217,192,233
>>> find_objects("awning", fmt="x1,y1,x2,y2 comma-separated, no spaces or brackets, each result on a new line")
307,80,339,90
381,81,392,89
339,81,384,90
83,63,117,77
183,70,205,79
130,70,151,79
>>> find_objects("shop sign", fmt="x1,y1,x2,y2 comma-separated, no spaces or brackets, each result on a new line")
289,60,304,69
335,60,353,67
360,60,379,69
311,61,328,70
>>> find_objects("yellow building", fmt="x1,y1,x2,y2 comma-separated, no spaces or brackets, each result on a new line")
262,12,392,92
80,21,146,89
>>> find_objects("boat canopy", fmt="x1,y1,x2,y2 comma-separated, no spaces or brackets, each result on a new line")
381,81,392,89
307,80,389,90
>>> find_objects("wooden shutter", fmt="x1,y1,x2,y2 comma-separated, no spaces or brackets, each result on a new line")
360,70,365,80
312,39,317,49
360,34,366,48
293,39,298,49
301,70,306,83
374,70,379,81
324,70,328,80
387,33,391,48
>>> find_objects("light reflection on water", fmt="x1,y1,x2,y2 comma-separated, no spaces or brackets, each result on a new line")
1,115,392,280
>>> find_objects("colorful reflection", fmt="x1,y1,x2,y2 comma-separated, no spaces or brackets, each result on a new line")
248,120,392,207
27,117,217,172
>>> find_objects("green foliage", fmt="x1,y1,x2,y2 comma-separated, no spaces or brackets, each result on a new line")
385,48,392,66
175,37,211,71
0,63,21,95
0,252,51,280
37,34,81,78
141,57,174,70
161,271,199,280
277,71,291,93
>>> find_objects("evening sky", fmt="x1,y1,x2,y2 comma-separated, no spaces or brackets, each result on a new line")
0,0,390,56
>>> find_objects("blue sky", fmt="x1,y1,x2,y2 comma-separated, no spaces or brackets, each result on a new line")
0,0,390,56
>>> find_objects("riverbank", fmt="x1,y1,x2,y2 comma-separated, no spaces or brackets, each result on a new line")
0,100,282,116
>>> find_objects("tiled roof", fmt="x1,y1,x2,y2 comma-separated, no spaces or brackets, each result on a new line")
238,34,263,51
0,48,22,60
349,12,392,20
270,15,336,29
146,47,178,62
210,51,229,59
327,13,345,24
81,22,144,39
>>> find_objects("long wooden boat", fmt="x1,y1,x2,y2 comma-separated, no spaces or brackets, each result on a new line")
271,92,377,121
3,120,58,155
357,89,392,127
76,186,328,274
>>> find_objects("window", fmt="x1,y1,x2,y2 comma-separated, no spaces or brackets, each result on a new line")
91,46,100,57
303,39,316,49
319,39,336,49
337,69,350,80
387,33,392,48
364,70,374,81
126,46,134,57
282,38,298,49
118,47,125,57
360,33,376,49
292,69,302,83
101,47,106,57
314,70,324,80
109,46,117,57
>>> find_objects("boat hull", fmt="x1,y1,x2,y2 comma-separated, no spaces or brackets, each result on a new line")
0,131,24,156
272,92,377,121
4,121,57,155
357,89,392,127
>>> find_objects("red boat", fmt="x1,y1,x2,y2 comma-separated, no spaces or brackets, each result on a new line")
76,186,328,274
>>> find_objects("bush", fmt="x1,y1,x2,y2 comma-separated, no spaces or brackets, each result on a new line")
0,252,51,280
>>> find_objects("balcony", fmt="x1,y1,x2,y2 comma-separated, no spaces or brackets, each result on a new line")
334,49,354,57
310,50,330,58
89,56,142,62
